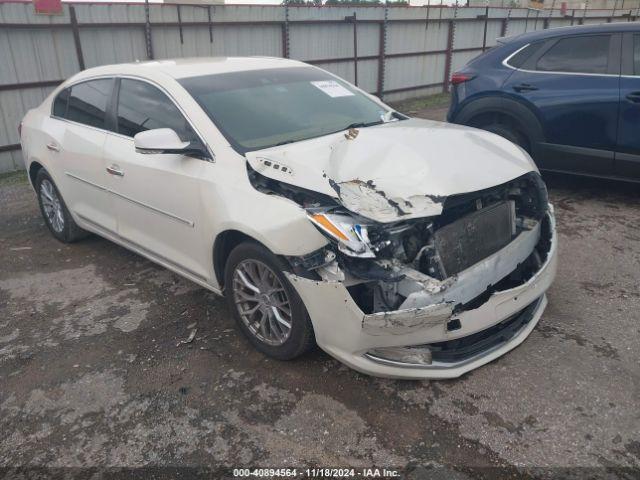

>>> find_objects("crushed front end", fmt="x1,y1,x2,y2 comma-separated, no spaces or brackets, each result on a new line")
252,168,557,379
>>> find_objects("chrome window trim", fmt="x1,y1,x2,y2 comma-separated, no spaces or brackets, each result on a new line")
502,40,621,78
502,43,533,70
50,74,215,161
65,171,195,228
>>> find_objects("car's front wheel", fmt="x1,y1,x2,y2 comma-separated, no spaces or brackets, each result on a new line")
35,169,88,243
483,121,530,153
224,242,315,360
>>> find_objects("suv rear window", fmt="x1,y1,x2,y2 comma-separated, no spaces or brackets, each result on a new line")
536,35,610,74
506,42,545,69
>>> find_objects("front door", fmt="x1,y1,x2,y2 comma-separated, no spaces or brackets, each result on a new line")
503,33,621,176
615,33,640,179
103,78,210,281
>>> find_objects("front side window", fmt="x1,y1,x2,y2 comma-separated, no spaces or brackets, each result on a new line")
116,79,197,142
634,35,640,75
536,35,611,74
180,67,392,153
66,79,113,129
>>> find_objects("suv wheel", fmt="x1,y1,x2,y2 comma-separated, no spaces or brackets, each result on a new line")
35,169,88,243
224,242,315,360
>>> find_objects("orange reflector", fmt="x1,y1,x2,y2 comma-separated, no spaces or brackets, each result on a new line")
310,214,349,242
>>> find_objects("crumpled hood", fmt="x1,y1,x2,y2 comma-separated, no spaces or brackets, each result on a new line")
245,118,538,223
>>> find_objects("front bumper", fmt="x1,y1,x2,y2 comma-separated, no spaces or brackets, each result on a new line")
287,211,558,379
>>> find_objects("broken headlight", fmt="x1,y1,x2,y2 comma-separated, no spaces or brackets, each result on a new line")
307,212,375,258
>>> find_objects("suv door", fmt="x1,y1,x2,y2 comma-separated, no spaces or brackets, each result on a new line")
103,78,211,281
616,33,640,179
503,34,621,176
49,78,116,232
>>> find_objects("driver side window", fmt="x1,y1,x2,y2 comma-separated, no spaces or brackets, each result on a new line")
116,79,198,143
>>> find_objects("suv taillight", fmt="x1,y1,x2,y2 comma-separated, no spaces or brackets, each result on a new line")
451,72,474,85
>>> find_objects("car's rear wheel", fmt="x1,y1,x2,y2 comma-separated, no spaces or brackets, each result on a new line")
224,241,315,360
35,169,88,243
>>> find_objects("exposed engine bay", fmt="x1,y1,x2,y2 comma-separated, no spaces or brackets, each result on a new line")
248,165,551,316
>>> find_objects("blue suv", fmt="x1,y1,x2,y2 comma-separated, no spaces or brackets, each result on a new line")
447,23,640,181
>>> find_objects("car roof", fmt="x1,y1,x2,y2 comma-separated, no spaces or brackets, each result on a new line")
502,21,640,44
70,56,307,83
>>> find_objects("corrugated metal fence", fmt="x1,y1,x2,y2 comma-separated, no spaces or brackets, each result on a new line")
1,1,636,172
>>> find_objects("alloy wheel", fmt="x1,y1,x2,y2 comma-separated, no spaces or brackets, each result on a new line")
232,259,293,346
40,179,65,233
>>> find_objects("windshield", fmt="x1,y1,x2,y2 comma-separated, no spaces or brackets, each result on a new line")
179,67,392,153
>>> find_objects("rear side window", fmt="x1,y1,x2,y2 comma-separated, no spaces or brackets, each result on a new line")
506,42,545,69
536,35,610,74
116,79,197,142
52,88,69,117
634,35,640,75
65,79,113,129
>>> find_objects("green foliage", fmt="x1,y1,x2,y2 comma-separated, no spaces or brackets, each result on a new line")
0,170,28,187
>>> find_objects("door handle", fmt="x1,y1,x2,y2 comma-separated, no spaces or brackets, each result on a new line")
46,143,60,152
626,92,640,103
106,164,124,177
513,83,539,93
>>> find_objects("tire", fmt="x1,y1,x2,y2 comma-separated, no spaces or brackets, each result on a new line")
224,241,315,360
35,169,89,243
483,122,530,152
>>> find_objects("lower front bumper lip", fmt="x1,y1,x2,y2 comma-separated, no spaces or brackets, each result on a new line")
339,295,547,379
363,295,544,371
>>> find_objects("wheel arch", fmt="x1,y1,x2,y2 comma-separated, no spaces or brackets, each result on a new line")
454,96,546,154
28,160,45,189
213,229,279,292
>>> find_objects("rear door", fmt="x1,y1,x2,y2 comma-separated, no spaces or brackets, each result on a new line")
103,77,210,281
50,78,116,232
615,33,640,179
503,33,621,176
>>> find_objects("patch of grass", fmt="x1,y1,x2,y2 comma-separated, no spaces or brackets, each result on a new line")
389,93,452,114
0,170,28,187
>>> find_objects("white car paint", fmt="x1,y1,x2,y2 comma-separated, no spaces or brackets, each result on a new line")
246,117,536,222
20,57,557,379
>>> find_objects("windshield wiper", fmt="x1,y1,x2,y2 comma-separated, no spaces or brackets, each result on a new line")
344,120,384,130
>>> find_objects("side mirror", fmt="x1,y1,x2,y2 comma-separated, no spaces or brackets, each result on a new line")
134,128,210,158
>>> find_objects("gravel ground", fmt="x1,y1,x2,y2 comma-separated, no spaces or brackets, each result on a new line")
0,101,638,479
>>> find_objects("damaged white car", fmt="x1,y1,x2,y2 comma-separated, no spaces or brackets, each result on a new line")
20,57,557,379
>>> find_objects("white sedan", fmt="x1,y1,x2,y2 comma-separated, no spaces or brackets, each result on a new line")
19,57,557,379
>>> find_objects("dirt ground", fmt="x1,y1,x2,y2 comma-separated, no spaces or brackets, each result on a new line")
1,99,639,479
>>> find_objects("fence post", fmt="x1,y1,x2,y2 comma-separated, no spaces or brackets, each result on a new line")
345,12,358,86
443,20,454,93
177,5,184,44
69,6,85,71
610,0,617,22
377,2,388,98
144,0,154,60
282,4,290,59
481,4,489,52
207,6,213,43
